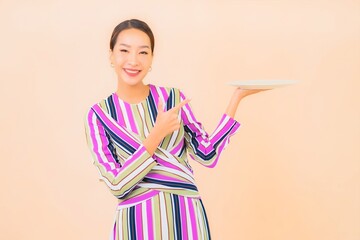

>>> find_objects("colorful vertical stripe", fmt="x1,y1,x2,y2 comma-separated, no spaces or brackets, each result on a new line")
112,192,210,240
84,84,241,239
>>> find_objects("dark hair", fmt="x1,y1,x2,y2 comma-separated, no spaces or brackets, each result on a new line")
109,19,155,53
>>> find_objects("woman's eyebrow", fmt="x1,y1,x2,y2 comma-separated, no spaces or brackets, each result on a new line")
119,43,150,49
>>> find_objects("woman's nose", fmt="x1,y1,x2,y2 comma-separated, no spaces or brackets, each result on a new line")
127,52,139,66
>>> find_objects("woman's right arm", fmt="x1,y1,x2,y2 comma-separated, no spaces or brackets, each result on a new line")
84,108,157,199
142,98,191,155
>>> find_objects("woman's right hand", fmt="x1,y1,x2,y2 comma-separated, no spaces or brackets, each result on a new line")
153,98,191,139
143,98,191,155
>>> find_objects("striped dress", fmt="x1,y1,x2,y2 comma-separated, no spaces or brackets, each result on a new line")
84,84,240,240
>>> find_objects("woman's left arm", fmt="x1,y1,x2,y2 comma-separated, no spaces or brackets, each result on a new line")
180,88,267,168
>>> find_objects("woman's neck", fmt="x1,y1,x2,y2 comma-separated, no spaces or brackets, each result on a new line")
116,82,150,104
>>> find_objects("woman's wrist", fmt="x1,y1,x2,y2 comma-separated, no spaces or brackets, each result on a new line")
143,126,164,155
149,125,164,143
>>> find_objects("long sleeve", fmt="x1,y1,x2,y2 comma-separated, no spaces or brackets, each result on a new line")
84,108,157,199
180,91,241,168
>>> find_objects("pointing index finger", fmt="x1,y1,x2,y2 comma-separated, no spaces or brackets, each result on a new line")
171,98,191,112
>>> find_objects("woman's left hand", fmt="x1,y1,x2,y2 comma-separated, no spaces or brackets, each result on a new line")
233,87,270,100
225,87,270,118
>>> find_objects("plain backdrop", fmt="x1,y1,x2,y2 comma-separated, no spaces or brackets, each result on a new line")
0,1,359,239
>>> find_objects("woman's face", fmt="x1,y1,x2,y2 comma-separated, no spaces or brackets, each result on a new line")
110,28,153,87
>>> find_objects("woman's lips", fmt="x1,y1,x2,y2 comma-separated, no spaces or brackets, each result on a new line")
124,68,141,77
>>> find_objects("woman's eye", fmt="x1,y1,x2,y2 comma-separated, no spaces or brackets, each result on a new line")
120,49,128,53
140,51,148,55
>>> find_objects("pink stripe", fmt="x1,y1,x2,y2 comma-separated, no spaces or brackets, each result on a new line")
160,87,169,101
179,197,188,239
112,93,126,127
210,117,235,143
182,103,197,125
88,111,119,173
206,127,239,168
208,118,240,150
150,85,160,107
180,91,186,100
124,103,138,134
113,221,117,240
190,115,239,156
146,198,154,240
121,146,147,167
187,198,198,240
135,204,143,239
156,157,183,172
92,105,139,147
118,190,159,206
170,140,184,155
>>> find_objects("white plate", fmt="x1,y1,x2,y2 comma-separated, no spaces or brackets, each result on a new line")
228,80,298,89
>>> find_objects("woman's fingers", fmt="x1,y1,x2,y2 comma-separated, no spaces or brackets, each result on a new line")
238,88,270,93
154,98,191,137
157,98,191,113
171,98,191,113
157,99,164,114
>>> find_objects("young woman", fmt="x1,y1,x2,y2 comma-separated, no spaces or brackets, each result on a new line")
84,19,264,240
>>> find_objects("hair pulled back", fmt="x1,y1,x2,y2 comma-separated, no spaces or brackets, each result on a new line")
109,19,155,53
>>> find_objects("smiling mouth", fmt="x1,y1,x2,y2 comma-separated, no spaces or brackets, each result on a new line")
123,68,141,77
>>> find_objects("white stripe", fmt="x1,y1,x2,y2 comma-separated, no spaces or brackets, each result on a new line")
210,115,230,141
171,195,179,240
151,165,195,183
118,209,123,240
142,201,149,240
131,105,141,135
136,184,198,197
138,103,150,137
109,157,154,190
196,202,205,239
91,114,117,169
95,104,139,142
167,125,179,151
155,150,194,178
159,192,169,238
154,86,167,106
97,156,154,193
183,106,206,137
184,198,193,240
136,183,177,190
200,140,211,148
118,100,132,131
151,197,157,239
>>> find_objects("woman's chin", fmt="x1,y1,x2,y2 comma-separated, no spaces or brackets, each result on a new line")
119,79,145,87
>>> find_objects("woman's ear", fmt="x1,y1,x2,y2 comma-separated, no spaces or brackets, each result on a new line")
109,49,114,66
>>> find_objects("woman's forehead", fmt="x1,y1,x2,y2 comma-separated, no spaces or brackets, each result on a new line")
116,28,151,47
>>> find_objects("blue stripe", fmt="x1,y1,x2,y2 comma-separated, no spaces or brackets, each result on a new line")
200,199,212,239
166,88,175,110
107,95,117,122
172,194,182,240
129,206,137,240
147,89,157,126
184,122,237,161
92,109,137,154
106,131,120,165
184,125,216,160
143,178,198,191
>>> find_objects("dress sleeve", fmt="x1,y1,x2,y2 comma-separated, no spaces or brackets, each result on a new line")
180,90,241,168
84,108,157,199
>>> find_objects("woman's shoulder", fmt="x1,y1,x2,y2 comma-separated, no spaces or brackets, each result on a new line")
84,93,113,118
151,84,183,97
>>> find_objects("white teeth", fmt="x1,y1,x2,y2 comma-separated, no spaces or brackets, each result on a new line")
125,69,140,74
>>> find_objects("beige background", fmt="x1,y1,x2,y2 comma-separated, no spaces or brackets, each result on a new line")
1,1,359,239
